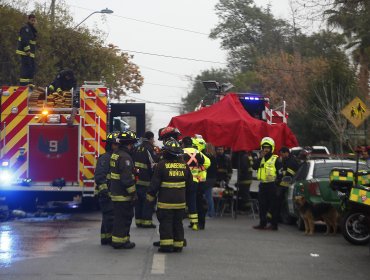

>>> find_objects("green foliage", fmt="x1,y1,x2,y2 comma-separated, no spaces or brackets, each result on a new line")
0,3,143,98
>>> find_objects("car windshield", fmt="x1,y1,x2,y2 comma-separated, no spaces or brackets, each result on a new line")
313,161,367,179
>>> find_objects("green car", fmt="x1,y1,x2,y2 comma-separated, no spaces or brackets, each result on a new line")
285,159,369,228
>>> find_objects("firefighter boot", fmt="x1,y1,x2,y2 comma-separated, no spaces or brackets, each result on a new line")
112,241,136,249
154,239,187,247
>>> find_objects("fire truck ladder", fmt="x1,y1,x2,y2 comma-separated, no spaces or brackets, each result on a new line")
80,86,100,188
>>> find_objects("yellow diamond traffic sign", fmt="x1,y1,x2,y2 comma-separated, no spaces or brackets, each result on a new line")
341,97,370,128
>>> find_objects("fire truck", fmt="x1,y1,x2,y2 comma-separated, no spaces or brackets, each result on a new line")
0,82,145,210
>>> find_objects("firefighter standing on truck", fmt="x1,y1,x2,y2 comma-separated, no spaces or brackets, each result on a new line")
16,14,37,86
146,138,192,253
94,131,120,245
133,131,159,228
110,130,138,249
252,137,282,231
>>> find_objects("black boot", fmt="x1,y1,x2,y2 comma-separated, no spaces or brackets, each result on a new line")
158,247,173,253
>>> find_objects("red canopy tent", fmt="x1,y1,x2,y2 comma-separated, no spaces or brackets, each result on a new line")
168,94,298,152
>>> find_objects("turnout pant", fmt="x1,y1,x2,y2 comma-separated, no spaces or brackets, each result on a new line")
98,195,114,243
135,185,154,226
20,56,35,85
157,208,185,249
258,182,278,228
186,181,198,225
112,201,134,246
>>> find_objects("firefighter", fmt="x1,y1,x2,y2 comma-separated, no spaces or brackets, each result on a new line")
252,137,282,231
237,151,254,210
16,14,37,86
133,131,159,228
94,131,120,245
158,126,181,144
110,130,138,249
192,136,210,230
48,69,77,94
277,146,299,221
146,138,192,253
215,146,233,186
182,136,206,231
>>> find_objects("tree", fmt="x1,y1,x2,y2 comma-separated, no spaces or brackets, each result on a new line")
210,0,294,71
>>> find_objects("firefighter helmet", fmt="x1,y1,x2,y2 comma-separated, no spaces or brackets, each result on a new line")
260,137,275,152
162,138,183,156
158,126,181,141
105,131,120,143
116,130,137,144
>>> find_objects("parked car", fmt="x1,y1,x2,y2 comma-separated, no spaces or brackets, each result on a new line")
285,159,369,228
290,146,330,159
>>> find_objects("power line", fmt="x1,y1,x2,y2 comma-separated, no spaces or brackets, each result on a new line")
121,49,227,65
144,82,189,89
125,95,183,109
69,4,209,36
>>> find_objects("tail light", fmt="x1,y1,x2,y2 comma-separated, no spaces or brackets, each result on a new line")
308,180,321,196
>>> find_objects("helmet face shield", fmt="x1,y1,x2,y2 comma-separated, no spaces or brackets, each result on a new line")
260,137,275,153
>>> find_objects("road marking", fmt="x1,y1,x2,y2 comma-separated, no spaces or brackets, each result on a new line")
151,253,165,274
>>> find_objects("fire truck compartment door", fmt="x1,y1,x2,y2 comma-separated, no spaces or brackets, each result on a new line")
28,125,79,182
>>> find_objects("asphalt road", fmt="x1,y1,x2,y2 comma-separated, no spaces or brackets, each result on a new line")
0,211,369,280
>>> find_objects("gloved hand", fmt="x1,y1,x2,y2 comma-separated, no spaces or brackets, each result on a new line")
98,190,110,202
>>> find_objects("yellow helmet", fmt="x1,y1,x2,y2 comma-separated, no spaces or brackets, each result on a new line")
192,137,206,152
260,137,275,152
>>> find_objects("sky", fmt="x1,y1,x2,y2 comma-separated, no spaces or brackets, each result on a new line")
31,0,292,142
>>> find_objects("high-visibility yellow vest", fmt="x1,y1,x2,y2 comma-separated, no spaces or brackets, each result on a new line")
257,155,278,183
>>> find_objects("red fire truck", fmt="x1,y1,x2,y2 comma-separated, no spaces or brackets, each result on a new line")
0,82,145,210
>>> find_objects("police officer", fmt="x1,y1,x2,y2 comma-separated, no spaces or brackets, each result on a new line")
146,138,192,253
16,14,37,86
277,146,299,221
48,69,77,94
110,130,138,249
133,131,159,228
94,131,119,245
182,136,206,231
252,137,282,231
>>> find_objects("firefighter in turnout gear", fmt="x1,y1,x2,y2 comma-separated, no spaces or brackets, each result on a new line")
94,131,120,245
237,151,254,209
146,138,192,253
110,130,138,249
277,146,299,222
252,137,282,231
16,14,37,86
182,136,206,230
48,69,77,94
158,126,181,144
133,131,159,228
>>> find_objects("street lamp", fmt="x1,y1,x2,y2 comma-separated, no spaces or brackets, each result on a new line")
74,8,114,28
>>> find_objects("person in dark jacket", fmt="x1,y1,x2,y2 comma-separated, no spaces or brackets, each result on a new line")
110,130,138,249
133,131,159,228
16,14,37,86
277,146,299,222
215,146,233,185
48,69,77,94
146,138,192,253
237,151,254,210
94,131,120,245
252,137,282,231
204,143,217,217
